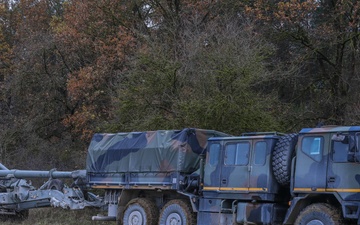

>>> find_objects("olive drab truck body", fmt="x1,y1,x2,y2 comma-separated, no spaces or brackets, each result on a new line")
90,126,360,225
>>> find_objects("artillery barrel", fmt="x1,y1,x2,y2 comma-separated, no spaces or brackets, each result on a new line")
0,169,75,179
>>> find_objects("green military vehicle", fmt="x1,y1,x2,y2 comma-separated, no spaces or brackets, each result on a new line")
89,126,360,224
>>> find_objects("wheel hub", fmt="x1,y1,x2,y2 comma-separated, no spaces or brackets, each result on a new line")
306,220,324,225
166,212,182,225
128,211,143,225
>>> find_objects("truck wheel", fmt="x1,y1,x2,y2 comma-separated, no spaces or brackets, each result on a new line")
159,199,196,225
122,198,158,225
272,133,298,186
295,203,343,225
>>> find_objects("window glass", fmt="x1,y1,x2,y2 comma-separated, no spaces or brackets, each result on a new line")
301,136,323,162
254,141,267,165
224,144,236,165
333,139,349,163
235,142,250,165
209,143,220,166
225,142,250,165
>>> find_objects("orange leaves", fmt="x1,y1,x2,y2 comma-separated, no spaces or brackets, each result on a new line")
247,0,359,31
275,0,318,23
65,66,110,140
246,0,319,25
62,105,97,140
335,0,360,29
67,67,97,102
94,27,136,66
245,0,275,22
58,1,138,139
16,0,53,34
181,0,211,18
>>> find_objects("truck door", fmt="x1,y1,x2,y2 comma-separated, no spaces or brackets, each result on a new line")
249,141,269,192
294,134,328,192
203,142,222,189
221,141,250,192
326,133,360,200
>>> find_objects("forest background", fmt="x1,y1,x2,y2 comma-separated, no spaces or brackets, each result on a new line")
0,0,360,170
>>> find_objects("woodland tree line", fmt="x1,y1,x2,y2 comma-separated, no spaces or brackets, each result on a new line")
0,0,359,170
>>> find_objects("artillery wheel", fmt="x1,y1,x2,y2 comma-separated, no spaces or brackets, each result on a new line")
122,198,158,225
294,203,343,225
43,179,64,191
159,199,196,225
272,133,298,186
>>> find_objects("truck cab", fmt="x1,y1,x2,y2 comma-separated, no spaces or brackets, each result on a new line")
198,126,360,225
286,126,360,224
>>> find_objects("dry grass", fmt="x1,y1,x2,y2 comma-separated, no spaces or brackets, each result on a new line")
2,208,117,225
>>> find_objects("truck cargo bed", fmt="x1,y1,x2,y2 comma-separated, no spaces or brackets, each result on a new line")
86,128,229,188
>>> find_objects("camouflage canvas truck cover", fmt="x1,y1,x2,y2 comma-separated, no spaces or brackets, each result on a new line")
86,128,229,190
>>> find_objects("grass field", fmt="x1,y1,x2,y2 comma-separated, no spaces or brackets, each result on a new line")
2,208,117,225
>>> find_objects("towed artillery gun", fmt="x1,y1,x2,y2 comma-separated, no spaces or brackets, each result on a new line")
0,163,103,220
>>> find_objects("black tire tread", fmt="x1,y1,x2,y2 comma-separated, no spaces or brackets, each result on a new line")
123,197,158,225
159,199,196,225
272,133,298,186
294,203,344,225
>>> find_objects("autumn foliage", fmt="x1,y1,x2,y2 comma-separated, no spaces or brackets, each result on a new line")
52,0,136,140
0,0,360,169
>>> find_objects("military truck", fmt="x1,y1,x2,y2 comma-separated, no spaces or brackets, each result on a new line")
88,126,360,224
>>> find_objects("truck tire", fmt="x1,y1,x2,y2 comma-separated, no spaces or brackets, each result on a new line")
272,133,298,186
122,198,158,225
159,199,196,225
294,203,343,225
